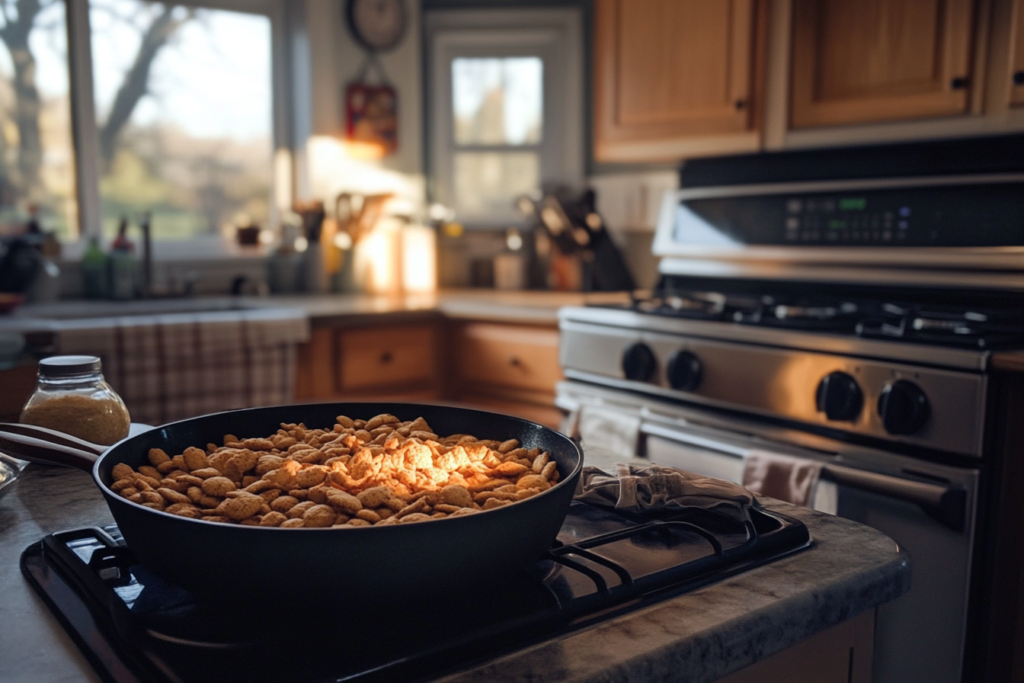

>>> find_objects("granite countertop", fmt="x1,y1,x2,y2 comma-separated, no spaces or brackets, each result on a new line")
0,458,909,683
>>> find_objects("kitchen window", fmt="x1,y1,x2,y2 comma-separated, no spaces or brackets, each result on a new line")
90,0,273,240
426,8,583,228
0,0,76,240
1,0,288,246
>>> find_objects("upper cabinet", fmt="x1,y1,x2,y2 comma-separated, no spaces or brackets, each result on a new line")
1012,0,1024,107
593,0,1024,164
789,0,976,128
594,0,762,162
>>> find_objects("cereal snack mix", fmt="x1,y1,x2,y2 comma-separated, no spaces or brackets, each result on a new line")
109,414,560,527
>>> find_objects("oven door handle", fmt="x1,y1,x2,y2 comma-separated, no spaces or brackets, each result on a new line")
822,465,966,533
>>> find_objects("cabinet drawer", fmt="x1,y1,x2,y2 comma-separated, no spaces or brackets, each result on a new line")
458,323,562,394
338,325,437,391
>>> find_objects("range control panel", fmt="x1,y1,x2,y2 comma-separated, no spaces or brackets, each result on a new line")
669,180,1024,248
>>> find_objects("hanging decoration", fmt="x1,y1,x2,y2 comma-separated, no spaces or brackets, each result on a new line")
343,0,407,157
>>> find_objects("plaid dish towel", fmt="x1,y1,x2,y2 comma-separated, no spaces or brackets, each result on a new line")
573,462,759,525
54,308,310,425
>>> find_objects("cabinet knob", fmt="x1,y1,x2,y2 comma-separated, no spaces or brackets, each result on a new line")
950,77,969,89
509,356,522,368
1014,71,1024,86
734,99,746,110
380,351,393,364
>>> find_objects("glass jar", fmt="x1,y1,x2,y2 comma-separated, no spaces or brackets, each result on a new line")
20,355,130,446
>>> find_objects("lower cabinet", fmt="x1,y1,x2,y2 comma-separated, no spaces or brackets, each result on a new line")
294,319,564,428
295,323,442,402
715,609,875,683
453,321,565,428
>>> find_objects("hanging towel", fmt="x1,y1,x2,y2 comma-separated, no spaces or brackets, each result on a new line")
574,462,758,525
54,307,309,425
741,449,825,508
577,404,641,461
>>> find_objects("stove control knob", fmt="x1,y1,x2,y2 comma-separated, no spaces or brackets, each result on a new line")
667,350,703,391
815,371,863,421
622,343,657,383
878,380,931,435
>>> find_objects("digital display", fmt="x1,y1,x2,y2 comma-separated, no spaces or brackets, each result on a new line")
672,183,1024,248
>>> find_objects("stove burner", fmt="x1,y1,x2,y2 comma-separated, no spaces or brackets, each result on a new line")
600,281,1024,351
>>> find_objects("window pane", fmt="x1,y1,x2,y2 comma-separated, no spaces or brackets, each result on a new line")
90,1,272,240
452,57,542,146
453,151,538,217
0,1,75,239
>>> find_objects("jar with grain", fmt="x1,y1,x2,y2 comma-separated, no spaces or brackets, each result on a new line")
20,356,130,446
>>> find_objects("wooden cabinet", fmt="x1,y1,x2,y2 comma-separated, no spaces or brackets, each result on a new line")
294,323,441,402
1011,0,1024,107
293,319,563,428
790,0,977,128
337,324,437,392
453,322,564,428
594,0,763,162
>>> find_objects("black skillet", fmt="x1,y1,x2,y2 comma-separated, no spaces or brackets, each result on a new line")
6,403,583,607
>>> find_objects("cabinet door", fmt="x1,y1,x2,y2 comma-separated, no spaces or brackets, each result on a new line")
594,0,757,160
1011,0,1024,106
337,325,437,392
790,0,976,128
458,323,562,397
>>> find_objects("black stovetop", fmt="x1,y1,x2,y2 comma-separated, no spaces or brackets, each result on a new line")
600,276,1024,350
22,501,809,683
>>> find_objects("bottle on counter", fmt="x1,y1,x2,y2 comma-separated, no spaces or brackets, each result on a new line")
20,355,130,446
109,217,139,300
81,237,109,299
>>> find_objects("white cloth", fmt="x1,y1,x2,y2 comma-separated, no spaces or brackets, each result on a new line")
54,308,309,425
578,404,641,461
741,449,825,508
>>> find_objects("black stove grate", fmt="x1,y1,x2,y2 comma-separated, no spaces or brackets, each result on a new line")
22,502,809,683
609,277,1024,350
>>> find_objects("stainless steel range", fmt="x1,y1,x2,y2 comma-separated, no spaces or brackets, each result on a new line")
557,136,1024,683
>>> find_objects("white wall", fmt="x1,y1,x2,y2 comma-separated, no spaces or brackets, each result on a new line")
305,0,425,208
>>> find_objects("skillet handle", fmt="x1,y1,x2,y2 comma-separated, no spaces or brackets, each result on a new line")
0,422,107,456
0,431,100,471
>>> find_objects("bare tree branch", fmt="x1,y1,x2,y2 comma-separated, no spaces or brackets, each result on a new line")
0,0,44,200
98,4,195,169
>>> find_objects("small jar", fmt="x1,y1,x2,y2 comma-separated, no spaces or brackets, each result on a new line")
20,355,130,446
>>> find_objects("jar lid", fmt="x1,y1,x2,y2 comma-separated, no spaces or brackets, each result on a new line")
39,355,102,377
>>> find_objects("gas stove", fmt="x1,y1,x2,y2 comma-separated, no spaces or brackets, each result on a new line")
22,501,809,683
559,137,1024,683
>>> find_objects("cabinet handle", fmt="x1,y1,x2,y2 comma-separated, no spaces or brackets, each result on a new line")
509,356,522,368
950,77,969,89
380,351,393,364
1014,71,1024,86
734,99,746,110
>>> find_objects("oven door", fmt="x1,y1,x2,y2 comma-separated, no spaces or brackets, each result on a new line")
559,381,979,683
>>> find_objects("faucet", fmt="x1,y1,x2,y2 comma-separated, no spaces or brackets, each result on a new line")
138,213,152,298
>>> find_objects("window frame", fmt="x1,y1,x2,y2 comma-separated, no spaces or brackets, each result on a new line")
425,8,584,229
62,0,295,252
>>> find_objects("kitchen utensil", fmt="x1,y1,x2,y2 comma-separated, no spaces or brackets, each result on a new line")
13,402,583,608
335,192,394,245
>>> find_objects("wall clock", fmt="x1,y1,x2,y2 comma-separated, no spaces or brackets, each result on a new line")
346,0,407,53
